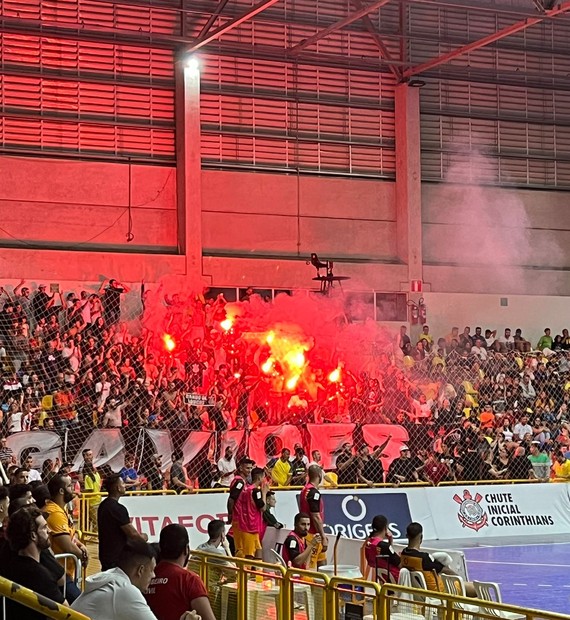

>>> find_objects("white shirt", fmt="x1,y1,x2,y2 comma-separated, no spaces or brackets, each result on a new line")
95,381,111,409
28,468,42,482
217,456,236,486
513,423,532,440
471,346,488,361
72,567,157,620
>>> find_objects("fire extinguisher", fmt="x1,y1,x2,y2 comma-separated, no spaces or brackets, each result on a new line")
410,304,419,325
419,299,427,325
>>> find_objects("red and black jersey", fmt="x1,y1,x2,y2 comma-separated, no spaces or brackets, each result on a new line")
282,531,307,568
299,483,323,535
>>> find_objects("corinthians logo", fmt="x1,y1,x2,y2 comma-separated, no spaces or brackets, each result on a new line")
453,490,488,532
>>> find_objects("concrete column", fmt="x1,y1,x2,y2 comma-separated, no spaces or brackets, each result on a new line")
175,55,202,280
395,83,422,284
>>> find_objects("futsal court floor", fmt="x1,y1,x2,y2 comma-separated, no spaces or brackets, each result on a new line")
429,534,570,615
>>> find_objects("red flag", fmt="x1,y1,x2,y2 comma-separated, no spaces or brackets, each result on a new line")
307,423,356,469
248,424,303,467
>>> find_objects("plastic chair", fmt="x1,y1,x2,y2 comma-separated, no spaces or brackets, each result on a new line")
270,548,287,568
473,581,525,620
389,569,425,620
409,571,445,620
441,574,480,619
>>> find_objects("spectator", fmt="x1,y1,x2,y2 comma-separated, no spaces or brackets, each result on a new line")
9,482,33,503
43,474,88,602
100,279,130,327
335,443,360,485
386,446,419,485
10,467,29,485
22,454,41,482
289,447,308,486
282,512,321,569
145,524,216,620
73,539,159,620
119,453,142,491
537,328,553,351
83,460,102,532
169,450,193,493
146,454,165,491
195,519,234,565
217,446,236,488
98,474,148,571
308,450,337,487
552,451,570,480
508,446,531,479
4,506,65,620
0,436,14,468
513,414,533,441
528,441,550,481
268,448,292,487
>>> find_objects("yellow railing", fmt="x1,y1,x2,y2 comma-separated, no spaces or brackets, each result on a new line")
379,583,570,620
0,575,90,620
188,551,566,620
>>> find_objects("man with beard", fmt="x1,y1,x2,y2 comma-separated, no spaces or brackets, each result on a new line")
4,506,65,619
44,473,89,602
282,513,322,569
145,524,216,620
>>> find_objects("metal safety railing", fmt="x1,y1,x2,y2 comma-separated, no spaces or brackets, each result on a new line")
378,583,570,620
188,551,567,620
0,575,90,620
54,553,83,595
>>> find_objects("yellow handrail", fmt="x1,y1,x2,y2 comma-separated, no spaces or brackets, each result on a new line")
379,583,570,620
187,549,569,620
0,575,90,620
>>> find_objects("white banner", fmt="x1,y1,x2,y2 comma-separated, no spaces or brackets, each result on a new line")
144,429,174,471
425,483,570,539
6,431,62,469
122,485,437,544
180,431,213,464
121,483,570,546
71,429,125,473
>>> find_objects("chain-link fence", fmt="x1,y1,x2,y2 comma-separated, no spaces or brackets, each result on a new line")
0,280,566,499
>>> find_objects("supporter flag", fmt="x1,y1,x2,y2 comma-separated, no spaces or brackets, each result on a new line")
71,429,125,473
145,429,174,470
180,431,214,464
307,423,355,469
7,431,62,470
248,424,303,466
361,424,409,469
219,430,246,461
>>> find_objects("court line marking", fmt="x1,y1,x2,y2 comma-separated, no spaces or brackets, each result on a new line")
467,560,568,567
459,541,570,549
512,583,528,586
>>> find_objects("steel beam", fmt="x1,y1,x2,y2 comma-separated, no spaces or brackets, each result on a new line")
195,0,231,40
404,0,570,78
187,0,282,52
351,0,401,79
288,0,393,56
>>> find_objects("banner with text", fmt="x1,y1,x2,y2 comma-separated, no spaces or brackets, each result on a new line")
425,483,570,539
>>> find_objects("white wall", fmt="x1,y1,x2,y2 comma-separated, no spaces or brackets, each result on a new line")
423,292,570,345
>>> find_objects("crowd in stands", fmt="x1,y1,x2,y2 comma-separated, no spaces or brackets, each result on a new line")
0,279,570,487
